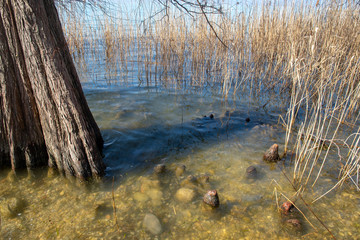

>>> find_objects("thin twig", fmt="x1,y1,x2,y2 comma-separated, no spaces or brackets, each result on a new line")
195,0,228,50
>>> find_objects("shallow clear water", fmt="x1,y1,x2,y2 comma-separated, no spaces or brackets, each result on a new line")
1,84,359,239
1,43,359,239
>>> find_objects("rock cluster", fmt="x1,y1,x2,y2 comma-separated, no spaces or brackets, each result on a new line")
280,200,302,230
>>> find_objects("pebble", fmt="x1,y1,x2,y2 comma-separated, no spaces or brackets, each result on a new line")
246,166,257,178
285,218,301,229
180,175,197,188
154,164,166,174
197,174,210,185
143,213,162,235
175,188,196,203
175,165,186,177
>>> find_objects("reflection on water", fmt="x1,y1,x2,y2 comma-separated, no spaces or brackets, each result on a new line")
0,85,359,239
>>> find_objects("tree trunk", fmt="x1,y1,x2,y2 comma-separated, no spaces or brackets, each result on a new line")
0,0,105,179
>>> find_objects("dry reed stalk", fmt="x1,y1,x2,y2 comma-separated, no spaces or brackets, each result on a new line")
60,0,360,198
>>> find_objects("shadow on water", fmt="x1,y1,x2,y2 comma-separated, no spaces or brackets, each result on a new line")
102,106,280,177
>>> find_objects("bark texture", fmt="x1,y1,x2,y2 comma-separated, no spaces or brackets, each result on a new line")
0,0,105,179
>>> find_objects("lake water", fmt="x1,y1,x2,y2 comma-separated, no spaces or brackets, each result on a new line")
0,43,359,239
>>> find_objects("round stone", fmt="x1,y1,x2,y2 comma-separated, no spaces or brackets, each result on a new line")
175,165,186,177
143,213,162,235
246,166,257,178
175,188,196,203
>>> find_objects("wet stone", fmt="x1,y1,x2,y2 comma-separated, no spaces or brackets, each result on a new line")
285,218,302,229
175,165,186,177
143,213,162,235
147,188,163,202
154,164,166,174
246,166,257,178
203,190,220,208
180,175,197,188
263,144,280,162
186,175,197,183
281,201,294,215
176,188,196,203
197,174,210,185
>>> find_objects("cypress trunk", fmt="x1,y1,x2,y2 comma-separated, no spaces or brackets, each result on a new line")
0,0,105,179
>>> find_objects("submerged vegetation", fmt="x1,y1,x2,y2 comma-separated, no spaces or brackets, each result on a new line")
34,0,360,237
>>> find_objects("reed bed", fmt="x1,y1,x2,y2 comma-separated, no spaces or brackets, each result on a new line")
59,0,360,200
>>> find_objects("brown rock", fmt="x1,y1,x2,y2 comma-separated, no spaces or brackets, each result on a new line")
281,201,294,215
203,190,220,208
263,144,280,162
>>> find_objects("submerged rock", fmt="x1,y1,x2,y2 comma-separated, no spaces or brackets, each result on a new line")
176,188,196,203
203,190,220,208
154,164,166,174
180,175,198,188
285,218,302,229
263,144,280,162
186,175,197,182
143,213,162,235
175,165,186,177
147,188,163,202
246,166,257,178
197,174,210,185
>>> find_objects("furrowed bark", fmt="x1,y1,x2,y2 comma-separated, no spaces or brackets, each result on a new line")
0,0,105,179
